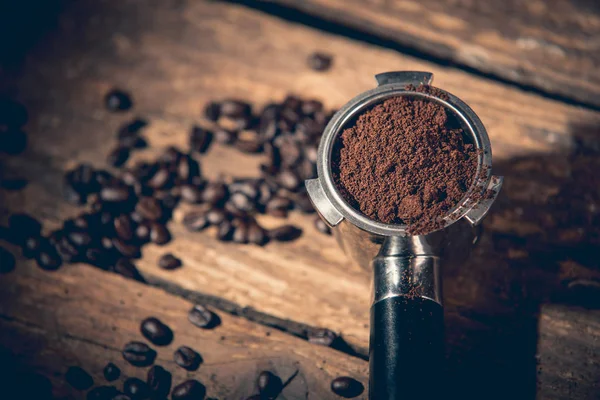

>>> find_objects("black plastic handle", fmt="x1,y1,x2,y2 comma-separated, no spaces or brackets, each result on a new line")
369,296,444,400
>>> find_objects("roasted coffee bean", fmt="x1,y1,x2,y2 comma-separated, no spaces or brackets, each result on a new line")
113,258,145,282
114,214,134,241
307,328,337,346
149,223,170,245
108,146,130,167
136,197,163,221
101,237,114,249
314,216,331,235
86,385,119,400
112,395,131,400
122,341,157,367
171,380,206,400
180,184,203,203
141,317,173,346
147,167,171,190
216,220,234,241
265,196,291,218
232,114,254,130
113,238,141,259
330,376,364,398
135,223,151,241
64,183,86,204
204,101,221,121
276,170,300,191
183,211,209,232
267,225,302,242
173,346,202,371
0,98,29,127
65,366,94,390
258,119,279,141
188,304,217,329
158,253,182,270
105,89,133,112
224,200,247,218
176,155,200,183
296,158,317,180
232,218,249,244
206,209,226,225
9,213,42,240
248,222,267,246
159,192,179,210
202,181,228,205
214,127,237,144
68,230,93,247
257,371,282,399
147,365,172,398
0,176,27,190
190,126,213,153
245,396,261,400
292,191,315,213
229,192,254,212
301,99,324,116
307,52,333,71
159,146,182,164
103,362,121,381
230,179,259,199
123,377,151,400
278,139,302,167
55,235,80,262
0,246,16,273
220,99,251,118
36,247,62,270
0,128,28,154
101,185,130,203
234,138,263,153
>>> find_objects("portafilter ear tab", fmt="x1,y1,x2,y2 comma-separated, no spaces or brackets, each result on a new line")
305,71,503,400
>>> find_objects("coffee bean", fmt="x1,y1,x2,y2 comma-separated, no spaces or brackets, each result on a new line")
171,380,206,400
36,247,62,270
291,191,315,213
301,99,324,116
307,52,333,71
123,377,151,400
220,99,251,118
248,222,267,246
267,225,302,242
9,213,41,241
65,366,94,390
149,223,170,245
278,138,302,167
113,238,141,259
0,128,28,155
234,138,263,154
177,155,201,184
188,305,217,329
307,328,337,346
276,170,300,191
103,362,121,381
205,209,225,226
202,182,228,205
229,192,254,212
114,214,134,241
180,184,203,203
147,365,172,398
147,167,171,190
190,126,213,154
135,223,151,241
141,317,173,346
158,253,182,270
122,341,157,367
136,197,163,221
173,346,202,371
113,395,131,400
0,246,16,273
232,218,249,244
204,102,221,122
108,146,130,167
216,220,234,241
113,258,145,282
68,230,93,247
183,211,209,232
214,127,237,144
330,377,364,398
257,371,282,399
86,385,119,400
101,185,130,203
232,114,254,130
105,89,133,112
0,176,27,190
54,235,80,262
314,216,331,235
265,196,291,218
0,98,28,127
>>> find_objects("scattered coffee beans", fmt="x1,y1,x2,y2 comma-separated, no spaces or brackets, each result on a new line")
307,52,333,71
330,376,364,398
122,341,157,367
105,89,133,112
257,371,283,399
147,365,172,398
123,377,151,400
173,346,202,371
171,380,206,400
188,304,217,329
140,317,174,346
86,385,119,400
103,362,120,381
0,246,15,273
65,366,94,390
158,253,182,270
267,225,302,242
333,86,478,234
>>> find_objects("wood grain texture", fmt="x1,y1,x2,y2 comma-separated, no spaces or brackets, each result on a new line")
0,255,368,399
1,0,600,398
263,0,600,108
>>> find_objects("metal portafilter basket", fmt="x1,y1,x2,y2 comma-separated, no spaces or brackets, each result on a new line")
306,71,503,399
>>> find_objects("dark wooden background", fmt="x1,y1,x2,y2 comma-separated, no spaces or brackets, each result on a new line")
1,0,599,399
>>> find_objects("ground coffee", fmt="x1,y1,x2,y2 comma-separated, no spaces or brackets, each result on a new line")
333,86,478,234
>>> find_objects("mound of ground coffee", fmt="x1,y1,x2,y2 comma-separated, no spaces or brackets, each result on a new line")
332,87,478,234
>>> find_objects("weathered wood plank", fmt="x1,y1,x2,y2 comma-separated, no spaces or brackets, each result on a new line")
1,0,599,398
0,254,368,399
262,0,600,108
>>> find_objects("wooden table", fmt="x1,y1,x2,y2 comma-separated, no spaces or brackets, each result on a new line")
1,0,599,398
